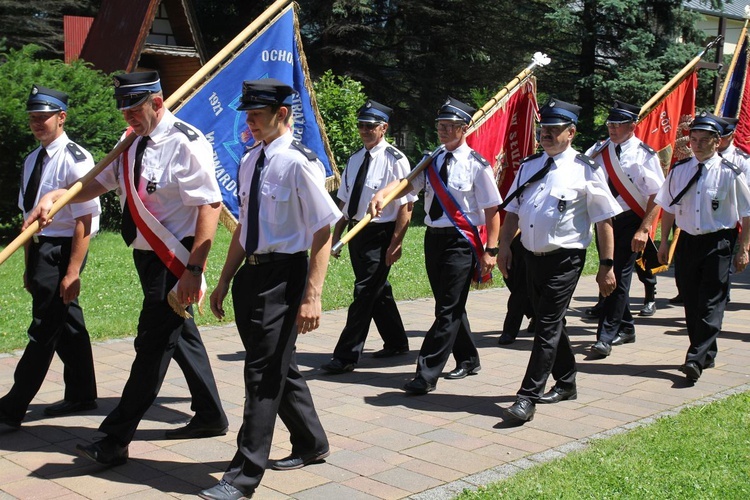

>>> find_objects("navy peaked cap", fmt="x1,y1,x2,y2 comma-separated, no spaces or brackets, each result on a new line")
27,85,68,112
113,71,161,110
607,100,640,123
539,98,581,126
358,100,392,123
436,97,475,124
238,78,297,110
690,112,724,135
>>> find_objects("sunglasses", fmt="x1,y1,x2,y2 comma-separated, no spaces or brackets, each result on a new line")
357,122,382,130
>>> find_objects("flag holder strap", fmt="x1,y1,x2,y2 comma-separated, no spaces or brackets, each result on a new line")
330,52,552,255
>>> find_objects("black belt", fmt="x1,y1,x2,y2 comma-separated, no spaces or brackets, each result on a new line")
427,226,458,235
245,251,307,266
31,235,71,244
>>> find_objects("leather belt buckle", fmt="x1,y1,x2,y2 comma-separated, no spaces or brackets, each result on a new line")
246,254,261,265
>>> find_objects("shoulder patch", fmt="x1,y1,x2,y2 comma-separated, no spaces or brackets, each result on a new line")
576,153,598,169
173,122,199,141
721,158,742,176
291,140,318,161
639,142,656,156
470,150,490,167
385,146,403,160
66,142,87,162
520,152,543,164
737,148,750,159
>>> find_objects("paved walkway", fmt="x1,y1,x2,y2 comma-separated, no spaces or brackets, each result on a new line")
1,268,749,499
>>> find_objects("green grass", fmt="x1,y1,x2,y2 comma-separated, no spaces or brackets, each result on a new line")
457,392,750,499
0,222,603,353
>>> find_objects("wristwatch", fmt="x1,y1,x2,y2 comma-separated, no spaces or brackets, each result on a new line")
599,258,614,267
485,246,500,257
186,264,203,276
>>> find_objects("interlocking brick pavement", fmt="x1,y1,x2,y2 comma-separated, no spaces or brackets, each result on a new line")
1,268,748,499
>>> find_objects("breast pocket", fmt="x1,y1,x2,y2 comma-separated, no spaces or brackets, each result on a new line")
260,182,291,224
545,187,579,217
706,188,727,212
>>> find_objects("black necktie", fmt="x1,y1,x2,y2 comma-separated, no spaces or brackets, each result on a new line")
24,147,47,212
429,152,452,221
347,151,370,220
245,149,266,256
669,162,704,207
121,136,150,245
607,144,622,198
499,156,554,210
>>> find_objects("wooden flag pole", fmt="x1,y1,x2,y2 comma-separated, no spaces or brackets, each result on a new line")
714,19,749,115
0,0,296,266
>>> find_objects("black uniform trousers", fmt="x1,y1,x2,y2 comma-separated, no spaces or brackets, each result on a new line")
0,237,96,421
597,210,640,344
502,234,534,337
675,228,737,369
517,248,586,402
333,221,408,363
223,255,328,495
416,228,479,385
99,240,226,445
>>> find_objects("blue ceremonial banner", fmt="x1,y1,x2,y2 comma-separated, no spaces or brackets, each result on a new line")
174,5,334,219
717,35,748,118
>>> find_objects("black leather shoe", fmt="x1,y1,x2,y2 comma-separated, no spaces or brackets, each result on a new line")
76,438,128,466
321,358,355,374
526,318,537,333
270,448,330,471
199,479,248,499
584,304,603,318
611,330,636,346
0,408,21,430
680,361,702,382
44,400,97,417
445,363,481,380
591,341,612,357
402,377,435,395
164,419,229,439
669,294,683,305
497,332,517,345
539,386,577,404
705,360,715,369
639,301,656,317
505,398,535,423
371,346,409,358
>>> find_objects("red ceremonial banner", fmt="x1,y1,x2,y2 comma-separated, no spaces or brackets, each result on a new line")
635,71,698,173
735,54,750,154
466,78,539,198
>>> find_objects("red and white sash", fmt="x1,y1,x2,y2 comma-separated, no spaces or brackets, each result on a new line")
426,160,490,284
600,143,646,218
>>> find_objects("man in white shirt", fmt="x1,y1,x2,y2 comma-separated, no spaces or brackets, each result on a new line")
0,85,100,429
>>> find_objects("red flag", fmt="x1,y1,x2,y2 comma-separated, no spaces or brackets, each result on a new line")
466,78,539,199
635,71,698,172
734,43,750,154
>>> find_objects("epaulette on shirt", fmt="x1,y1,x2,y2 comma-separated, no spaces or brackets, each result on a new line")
385,146,403,160
470,150,490,167
173,122,199,141
639,142,656,156
242,141,262,159
721,158,742,176
737,148,750,159
576,153,598,169
520,152,543,164
291,140,318,161
66,143,87,162
672,157,691,168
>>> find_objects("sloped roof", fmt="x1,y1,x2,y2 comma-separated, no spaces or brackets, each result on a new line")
683,0,749,21
63,15,94,64
79,0,206,75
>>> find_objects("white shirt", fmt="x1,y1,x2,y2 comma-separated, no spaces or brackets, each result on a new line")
505,147,622,253
411,142,502,227
585,135,664,212
338,139,415,222
238,131,342,254
97,110,222,249
19,132,100,238
655,153,750,236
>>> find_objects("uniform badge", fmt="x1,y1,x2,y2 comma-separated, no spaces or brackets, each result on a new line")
712,199,719,211
557,199,566,212
147,174,157,194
